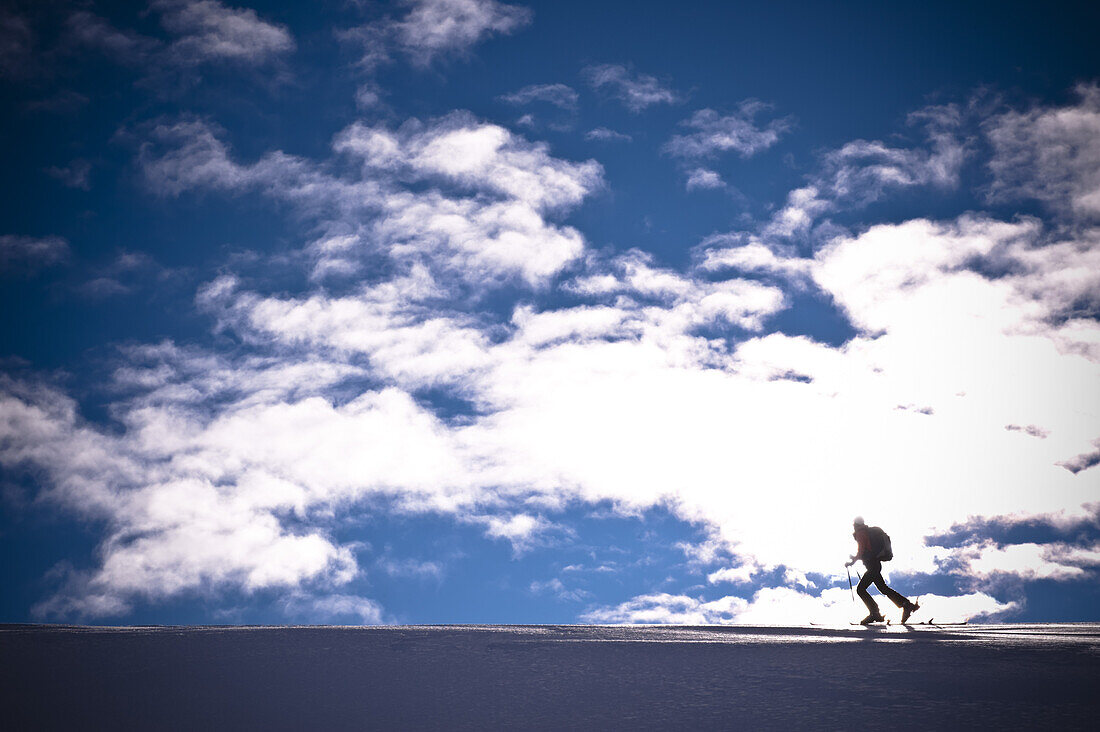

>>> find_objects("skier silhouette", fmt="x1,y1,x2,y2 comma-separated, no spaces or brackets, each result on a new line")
846,516,919,625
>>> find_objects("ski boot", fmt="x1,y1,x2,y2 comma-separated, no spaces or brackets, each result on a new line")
901,600,920,624
859,612,885,625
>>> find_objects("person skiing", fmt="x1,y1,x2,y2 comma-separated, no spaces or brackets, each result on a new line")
845,516,919,625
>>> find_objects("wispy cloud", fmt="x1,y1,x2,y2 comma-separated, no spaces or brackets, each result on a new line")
582,63,679,113
0,234,70,272
499,82,577,110
753,103,967,241
0,9,36,79
344,0,530,73
66,1,294,73
75,250,181,299
666,103,793,160
529,577,590,602
285,593,386,625
391,0,531,66
585,127,632,143
45,159,92,190
152,0,295,67
986,83,1100,221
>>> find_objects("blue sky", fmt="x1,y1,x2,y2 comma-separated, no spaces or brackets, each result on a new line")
1,0,1099,625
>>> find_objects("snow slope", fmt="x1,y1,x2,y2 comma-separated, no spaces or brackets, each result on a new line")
2,624,1097,729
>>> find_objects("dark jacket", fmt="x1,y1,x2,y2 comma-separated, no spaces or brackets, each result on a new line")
853,526,887,562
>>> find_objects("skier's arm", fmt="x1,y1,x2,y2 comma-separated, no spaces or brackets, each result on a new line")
847,535,869,565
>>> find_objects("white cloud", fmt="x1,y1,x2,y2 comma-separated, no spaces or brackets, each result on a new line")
0,371,466,617
6,90,1099,622
153,0,294,66
581,593,722,624
499,83,578,110
67,2,293,73
475,513,561,553
695,235,811,280
986,83,1100,220
394,0,531,65
530,577,590,601
685,168,725,191
585,127,632,143
582,587,1017,625
344,0,530,71
666,103,793,160
10,203,1098,618
958,542,1100,581
758,105,966,241
706,565,756,585
583,63,679,113
287,593,386,625
378,557,445,580
137,113,603,285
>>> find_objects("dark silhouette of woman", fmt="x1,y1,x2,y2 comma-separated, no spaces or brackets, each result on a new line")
846,516,919,624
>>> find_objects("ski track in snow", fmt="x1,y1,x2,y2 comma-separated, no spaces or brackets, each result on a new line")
2,624,1097,730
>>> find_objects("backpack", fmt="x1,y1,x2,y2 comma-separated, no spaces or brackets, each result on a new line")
869,526,893,561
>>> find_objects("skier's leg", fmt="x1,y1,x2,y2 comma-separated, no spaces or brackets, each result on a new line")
856,568,880,615
871,572,909,609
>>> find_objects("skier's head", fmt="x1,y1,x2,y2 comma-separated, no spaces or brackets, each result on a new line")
853,516,866,529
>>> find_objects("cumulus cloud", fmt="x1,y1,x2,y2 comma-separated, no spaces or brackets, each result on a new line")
4,90,1099,622
136,112,602,285
986,84,1100,221
0,370,446,617
583,63,679,113
666,103,793,160
10,204,1099,616
684,168,725,191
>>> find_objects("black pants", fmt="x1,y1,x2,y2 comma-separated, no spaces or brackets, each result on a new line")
857,560,909,615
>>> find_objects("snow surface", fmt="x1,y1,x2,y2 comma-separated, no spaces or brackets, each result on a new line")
2,624,1098,729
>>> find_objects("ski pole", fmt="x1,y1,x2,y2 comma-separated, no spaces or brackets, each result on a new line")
846,565,854,601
